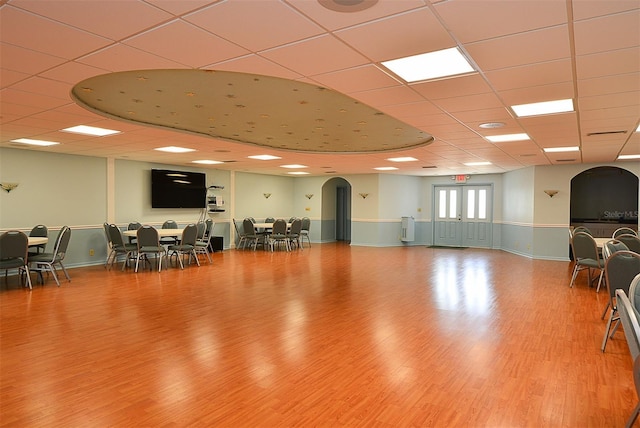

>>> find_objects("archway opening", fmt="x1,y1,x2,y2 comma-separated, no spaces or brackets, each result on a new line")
321,178,352,243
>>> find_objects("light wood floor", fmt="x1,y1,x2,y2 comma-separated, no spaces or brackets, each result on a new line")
1,243,636,427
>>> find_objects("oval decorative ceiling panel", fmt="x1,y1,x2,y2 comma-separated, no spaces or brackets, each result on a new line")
71,69,433,153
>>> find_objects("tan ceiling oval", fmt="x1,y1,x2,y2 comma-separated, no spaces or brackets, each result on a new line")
71,69,433,153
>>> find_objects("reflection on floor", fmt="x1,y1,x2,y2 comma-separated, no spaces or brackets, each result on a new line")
0,243,633,426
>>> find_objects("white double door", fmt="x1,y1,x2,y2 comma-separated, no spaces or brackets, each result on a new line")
433,185,493,248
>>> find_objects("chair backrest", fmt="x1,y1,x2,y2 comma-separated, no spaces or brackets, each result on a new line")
272,219,287,235
614,227,638,239
205,219,214,237
50,226,71,262
606,250,640,299
265,217,275,223
137,225,160,248
196,221,206,240
29,224,48,238
0,230,28,260
572,232,600,263
301,217,310,231
181,224,198,246
128,222,142,231
572,226,592,236
162,220,178,229
618,234,640,254
603,239,629,260
616,289,640,361
629,274,640,312
289,218,302,235
242,219,255,235
108,224,126,247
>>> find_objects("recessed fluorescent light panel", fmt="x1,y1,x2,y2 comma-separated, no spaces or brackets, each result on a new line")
387,157,418,162
374,166,399,171
154,146,195,153
618,154,640,160
248,154,282,160
280,164,308,169
11,138,60,146
636,123,640,132
511,99,574,117
192,160,223,165
464,161,492,166
62,125,120,136
288,171,309,175
381,47,475,83
485,133,530,143
543,146,579,153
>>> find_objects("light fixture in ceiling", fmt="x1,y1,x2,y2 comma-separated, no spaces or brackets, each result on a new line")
192,160,223,165
543,146,579,153
618,154,640,160
318,0,378,13
280,164,308,169
485,133,530,143
381,47,476,83
288,171,310,175
479,122,505,129
374,166,398,171
10,138,60,147
511,99,574,117
464,161,492,166
249,154,282,160
62,125,120,136
387,157,418,162
154,146,195,153
636,123,640,132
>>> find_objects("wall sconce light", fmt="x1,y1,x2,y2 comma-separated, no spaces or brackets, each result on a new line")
359,193,369,199
544,190,558,198
305,193,314,199
263,193,271,199
0,182,19,193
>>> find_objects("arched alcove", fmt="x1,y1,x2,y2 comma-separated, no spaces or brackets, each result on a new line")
321,177,352,243
570,166,639,237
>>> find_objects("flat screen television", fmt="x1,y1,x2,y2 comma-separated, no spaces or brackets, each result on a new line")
151,169,206,208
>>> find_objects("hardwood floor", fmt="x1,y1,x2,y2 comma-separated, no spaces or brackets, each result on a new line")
1,243,636,427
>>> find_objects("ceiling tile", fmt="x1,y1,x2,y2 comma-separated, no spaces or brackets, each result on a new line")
485,59,573,91
573,10,640,55
412,74,492,100
124,20,249,68
335,7,454,62
576,47,640,80
77,44,187,72
433,0,567,43
311,65,399,94
260,35,369,76
1,6,112,59
184,1,324,52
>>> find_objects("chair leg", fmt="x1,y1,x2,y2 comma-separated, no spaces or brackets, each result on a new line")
595,270,604,292
625,402,640,428
602,308,617,352
569,264,579,287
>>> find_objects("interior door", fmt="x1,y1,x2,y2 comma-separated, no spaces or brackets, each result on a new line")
433,185,493,248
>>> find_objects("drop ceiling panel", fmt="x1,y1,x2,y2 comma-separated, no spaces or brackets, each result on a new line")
0,43,67,75
209,55,302,80
485,59,573,91
579,92,640,111
350,86,424,107
334,8,454,62
124,20,249,68
498,82,574,106
12,0,174,41
184,1,324,52
450,108,513,123
77,44,187,72
432,92,504,113
433,0,567,43
572,0,639,20
144,0,215,16
0,69,30,89
260,35,369,77
578,73,640,97
377,101,441,119
311,65,399,94
573,10,640,55
576,47,640,80
40,61,110,85
465,26,570,72
285,0,426,31
11,77,73,100
1,6,112,59
411,74,492,100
